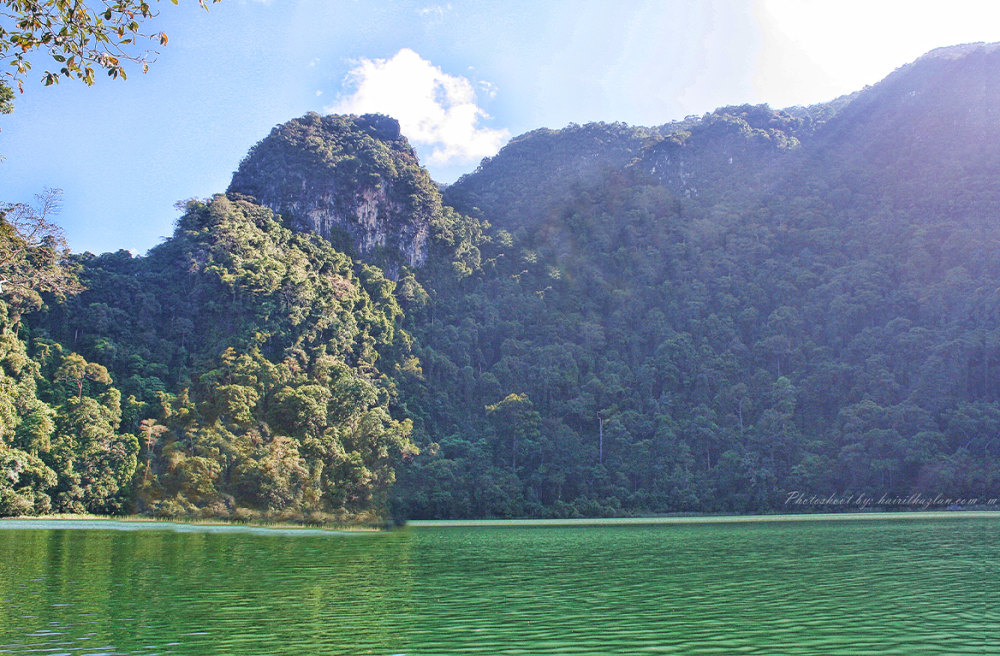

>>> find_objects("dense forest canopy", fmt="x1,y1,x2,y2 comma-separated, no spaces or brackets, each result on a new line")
3,194,417,521
3,43,1000,521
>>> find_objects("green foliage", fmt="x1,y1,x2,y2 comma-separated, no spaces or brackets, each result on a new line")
392,77,1000,517
444,121,653,230
0,79,12,113
228,112,442,275
16,46,1000,520
0,188,83,324
0,300,139,515
31,194,415,521
0,447,55,515
0,0,218,92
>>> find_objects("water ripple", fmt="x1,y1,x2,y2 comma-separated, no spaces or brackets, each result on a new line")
0,516,997,654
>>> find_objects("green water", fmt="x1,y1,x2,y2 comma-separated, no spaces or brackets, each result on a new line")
1,515,997,655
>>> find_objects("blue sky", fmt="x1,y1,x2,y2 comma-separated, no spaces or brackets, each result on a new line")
5,0,1000,255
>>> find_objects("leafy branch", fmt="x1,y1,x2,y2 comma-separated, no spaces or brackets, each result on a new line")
0,0,218,91
0,187,83,324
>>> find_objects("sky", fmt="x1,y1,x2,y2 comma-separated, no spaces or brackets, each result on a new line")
5,0,1000,255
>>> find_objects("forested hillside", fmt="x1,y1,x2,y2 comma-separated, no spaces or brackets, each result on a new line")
4,194,417,521
3,43,1000,521
392,43,1000,517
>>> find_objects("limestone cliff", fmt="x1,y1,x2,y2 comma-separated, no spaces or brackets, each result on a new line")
228,112,441,276
635,105,803,201
443,122,651,229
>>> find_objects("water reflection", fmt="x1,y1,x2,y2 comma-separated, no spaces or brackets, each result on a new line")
1,516,997,655
1,525,413,655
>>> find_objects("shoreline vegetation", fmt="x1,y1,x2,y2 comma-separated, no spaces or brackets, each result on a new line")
0,513,391,532
4,47,1000,523
407,509,1000,527
1,509,997,533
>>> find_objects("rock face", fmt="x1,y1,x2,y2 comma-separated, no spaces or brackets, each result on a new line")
442,108,807,229
636,104,804,200
228,113,442,276
443,122,651,229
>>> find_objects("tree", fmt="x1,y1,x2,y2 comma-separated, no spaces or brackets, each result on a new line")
0,188,83,326
0,447,57,515
49,388,139,513
0,74,12,158
0,77,11,112
1,0,219,93
54,352,111,399
486,393,541,471
137,417,166,462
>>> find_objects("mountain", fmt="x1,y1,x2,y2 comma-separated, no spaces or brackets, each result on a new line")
7,43,1000,522
389,42,1000,518
442,121,655,229
11,196,416,522
801,43,1000,221
228,112,442,277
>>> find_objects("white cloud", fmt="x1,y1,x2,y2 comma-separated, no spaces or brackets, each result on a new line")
329,48,510,166
477,80,498,99
417,4,452,20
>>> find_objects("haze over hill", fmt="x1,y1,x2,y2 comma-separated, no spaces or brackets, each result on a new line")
3,43,999,520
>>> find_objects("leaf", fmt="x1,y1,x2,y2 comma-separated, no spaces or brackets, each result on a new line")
159,32,168,46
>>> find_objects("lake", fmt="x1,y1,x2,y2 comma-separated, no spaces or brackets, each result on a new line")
1,514,997,655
